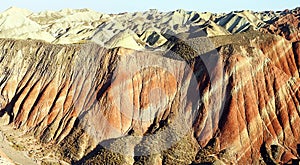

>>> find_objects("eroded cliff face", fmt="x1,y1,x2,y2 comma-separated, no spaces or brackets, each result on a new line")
0,7,299,165
0,39,118,141
0,29,299,165
260,11,300,43
207,33,300,164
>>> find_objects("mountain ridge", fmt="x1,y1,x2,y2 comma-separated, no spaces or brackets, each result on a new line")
0,7,298,165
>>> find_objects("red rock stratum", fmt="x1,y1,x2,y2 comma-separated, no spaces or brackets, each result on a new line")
0,7,299,165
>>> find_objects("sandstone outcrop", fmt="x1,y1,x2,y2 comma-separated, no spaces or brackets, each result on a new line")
260,12,300,42
0,7,299,165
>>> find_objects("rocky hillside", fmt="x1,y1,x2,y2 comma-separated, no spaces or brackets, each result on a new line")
0,7,299,164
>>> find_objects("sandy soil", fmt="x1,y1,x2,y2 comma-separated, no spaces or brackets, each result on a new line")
0,125,69,165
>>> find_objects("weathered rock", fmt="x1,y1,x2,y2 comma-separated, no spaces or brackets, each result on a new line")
261,12,300,42
293,42,300,73
0,7,299,165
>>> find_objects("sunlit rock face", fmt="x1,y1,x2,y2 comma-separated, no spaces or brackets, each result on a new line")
0,7,299,165
260,11,300,42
